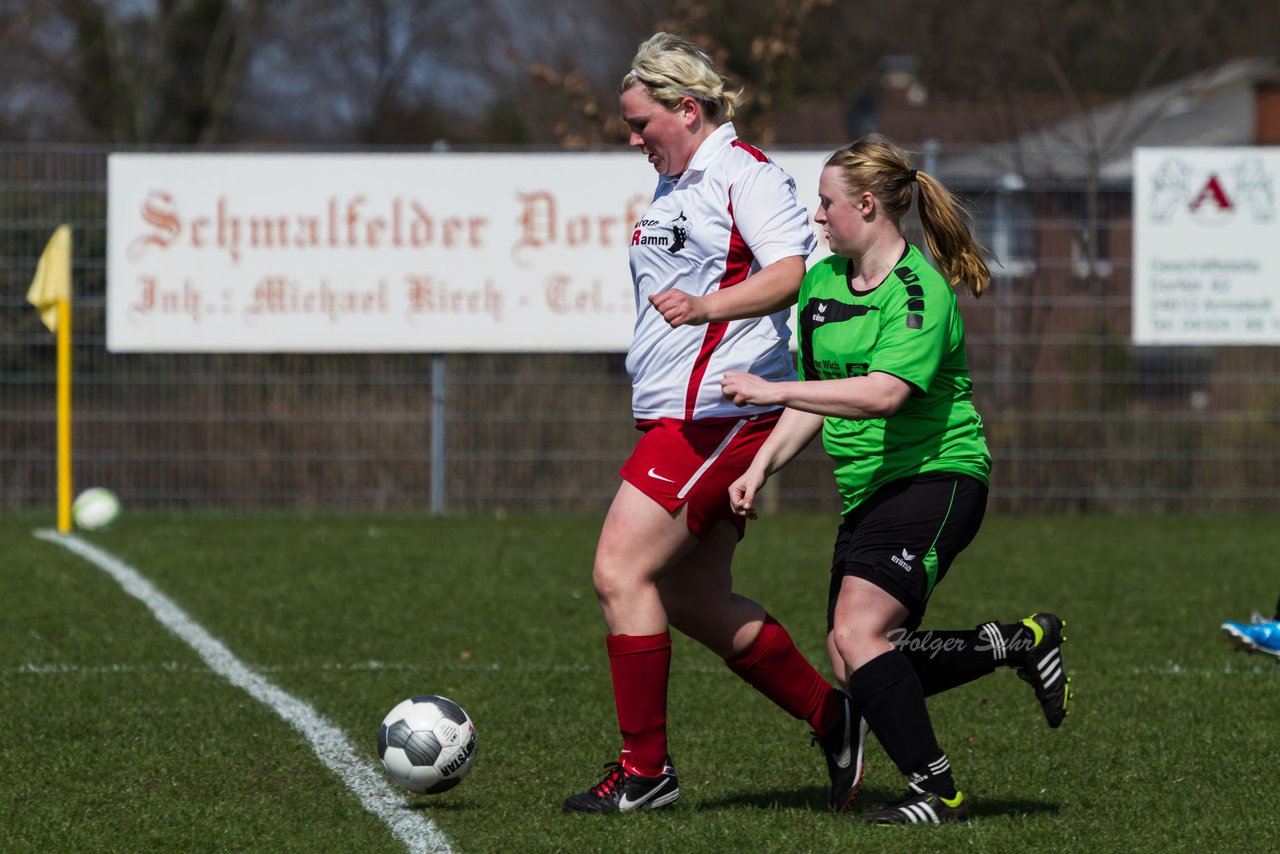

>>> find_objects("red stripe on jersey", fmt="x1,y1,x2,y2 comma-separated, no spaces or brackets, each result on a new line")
732,140,769,162
683,195,756,419
685,321,729,418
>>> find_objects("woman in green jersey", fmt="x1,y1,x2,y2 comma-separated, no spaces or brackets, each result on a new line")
722,135,1071,824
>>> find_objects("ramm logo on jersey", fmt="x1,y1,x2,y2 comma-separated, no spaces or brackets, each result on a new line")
631,211,691,253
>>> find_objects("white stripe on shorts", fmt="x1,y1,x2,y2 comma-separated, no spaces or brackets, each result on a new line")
677,418,748,500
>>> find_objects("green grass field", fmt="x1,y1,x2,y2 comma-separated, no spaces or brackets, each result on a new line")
3,511,1277,853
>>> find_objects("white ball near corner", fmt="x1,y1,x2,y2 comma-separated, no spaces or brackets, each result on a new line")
72,487,121,531
378,695,478,794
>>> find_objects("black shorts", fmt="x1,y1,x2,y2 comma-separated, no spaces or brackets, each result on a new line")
826,473,988,633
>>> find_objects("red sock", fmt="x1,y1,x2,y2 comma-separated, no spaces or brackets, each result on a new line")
725,615,841,733
607,632,671,777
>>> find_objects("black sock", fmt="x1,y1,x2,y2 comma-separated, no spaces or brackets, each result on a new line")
896,627,1000,696
908,752,957,799
846,650,956,798
1274,592,1279,622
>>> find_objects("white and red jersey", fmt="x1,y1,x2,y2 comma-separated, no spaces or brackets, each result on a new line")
625,122,817,420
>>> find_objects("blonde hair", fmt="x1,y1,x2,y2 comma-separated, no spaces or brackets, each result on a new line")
825,135,990,298
620,32,741,123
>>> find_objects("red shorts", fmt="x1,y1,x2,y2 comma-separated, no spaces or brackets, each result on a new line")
619,410,782,539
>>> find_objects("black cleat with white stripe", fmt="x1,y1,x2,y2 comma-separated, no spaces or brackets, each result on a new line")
1014,612,1072,728
562,756,679,813
857,783,970,825
813,690,868,811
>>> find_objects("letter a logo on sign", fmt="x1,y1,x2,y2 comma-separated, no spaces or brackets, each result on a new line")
1189,175,1233,214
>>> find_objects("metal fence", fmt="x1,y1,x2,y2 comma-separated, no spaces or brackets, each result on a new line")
3,144,1278,515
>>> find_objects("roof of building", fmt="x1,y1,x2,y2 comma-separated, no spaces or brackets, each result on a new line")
939,57,1280,186
772,57,1280,187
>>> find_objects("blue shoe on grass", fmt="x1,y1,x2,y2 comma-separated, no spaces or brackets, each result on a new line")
1221,614,1280,659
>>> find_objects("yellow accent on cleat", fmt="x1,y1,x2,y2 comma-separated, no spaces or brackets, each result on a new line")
941,791,965,809
1021,615,1046,647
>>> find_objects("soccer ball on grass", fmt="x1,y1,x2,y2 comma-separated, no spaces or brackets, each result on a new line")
72,487,121,530
378,695,477,794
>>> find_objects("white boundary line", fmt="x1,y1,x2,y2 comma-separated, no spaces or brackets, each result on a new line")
34,530,453,854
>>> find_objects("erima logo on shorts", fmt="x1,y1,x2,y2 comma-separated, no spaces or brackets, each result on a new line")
890,548,916,571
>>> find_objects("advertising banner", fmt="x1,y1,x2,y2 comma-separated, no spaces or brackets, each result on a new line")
107,151,827,352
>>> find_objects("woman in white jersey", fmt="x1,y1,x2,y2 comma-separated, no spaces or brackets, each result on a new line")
563,33,860,814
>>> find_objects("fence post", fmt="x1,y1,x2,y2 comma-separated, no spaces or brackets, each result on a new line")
922,137,939,177
431,354,446,517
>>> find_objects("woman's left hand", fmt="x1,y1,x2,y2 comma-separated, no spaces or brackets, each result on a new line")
649,289,709,327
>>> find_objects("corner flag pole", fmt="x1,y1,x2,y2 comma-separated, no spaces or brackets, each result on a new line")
27,225,74,532
56,297,72,532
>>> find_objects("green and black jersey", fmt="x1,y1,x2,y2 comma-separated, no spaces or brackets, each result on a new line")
797,244,991,514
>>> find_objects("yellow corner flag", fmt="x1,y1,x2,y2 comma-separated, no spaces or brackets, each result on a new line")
28,225,75,531
27,224,72,332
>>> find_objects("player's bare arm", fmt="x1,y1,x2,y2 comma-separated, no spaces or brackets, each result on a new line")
648,255,805,327
723,370,912,420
